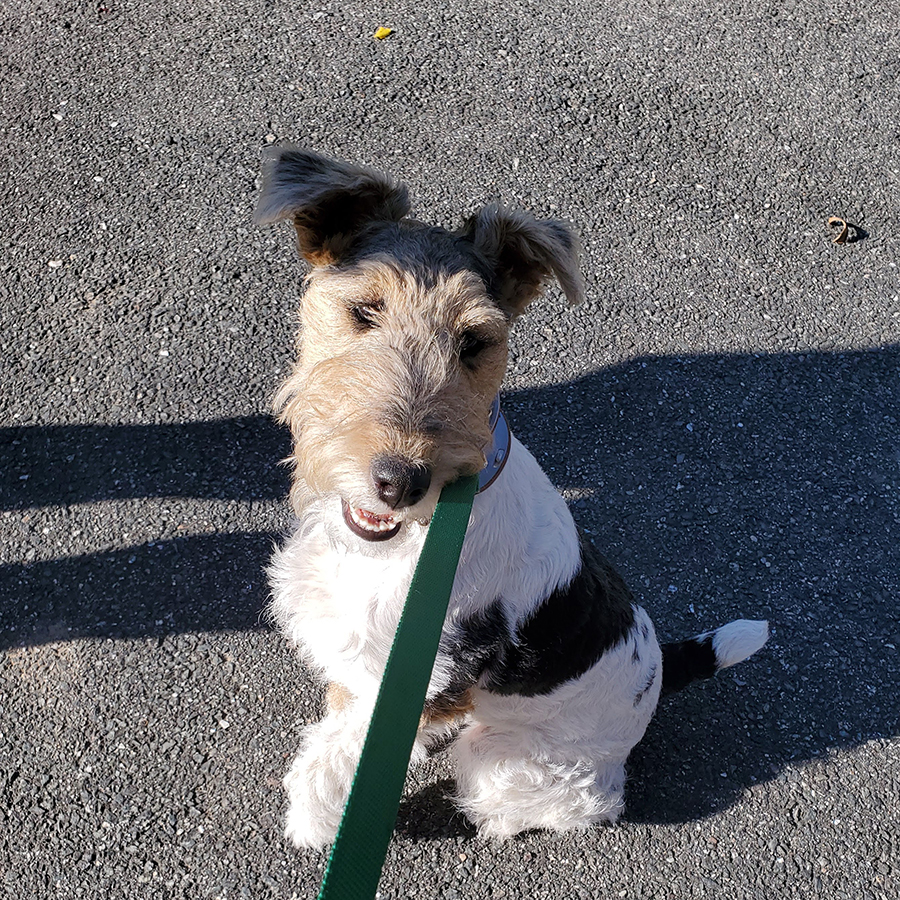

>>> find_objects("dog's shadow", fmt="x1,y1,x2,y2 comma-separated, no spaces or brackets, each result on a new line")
396,780,477,841
3,345,899,827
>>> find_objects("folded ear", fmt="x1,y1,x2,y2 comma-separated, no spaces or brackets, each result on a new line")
460,205,584,317
254,146,411,266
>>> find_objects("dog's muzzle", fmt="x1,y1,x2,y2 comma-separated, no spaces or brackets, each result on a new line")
341,396,511,542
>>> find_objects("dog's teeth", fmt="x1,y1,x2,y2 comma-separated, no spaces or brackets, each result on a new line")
349,505,395,532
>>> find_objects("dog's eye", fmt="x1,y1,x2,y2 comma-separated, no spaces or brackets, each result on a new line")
459,331,490,365
348,300,383,330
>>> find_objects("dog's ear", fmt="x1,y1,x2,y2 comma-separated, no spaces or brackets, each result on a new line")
460,205,584,317
254,146,411,266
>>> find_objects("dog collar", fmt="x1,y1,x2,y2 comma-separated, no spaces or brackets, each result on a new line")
477,395,511,493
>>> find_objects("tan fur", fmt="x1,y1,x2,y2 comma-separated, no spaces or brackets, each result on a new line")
326,683,471,728
255,148,581,520
277,260,509,517
421,690,475,728
325,682,353,713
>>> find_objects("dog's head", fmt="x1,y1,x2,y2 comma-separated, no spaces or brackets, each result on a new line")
256,147,582,541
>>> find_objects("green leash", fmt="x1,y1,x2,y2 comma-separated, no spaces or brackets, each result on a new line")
316,474,479,900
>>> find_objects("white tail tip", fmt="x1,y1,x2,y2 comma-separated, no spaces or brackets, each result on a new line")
713,619,769,669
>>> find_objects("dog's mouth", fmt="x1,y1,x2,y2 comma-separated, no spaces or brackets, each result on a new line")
341,500,403,542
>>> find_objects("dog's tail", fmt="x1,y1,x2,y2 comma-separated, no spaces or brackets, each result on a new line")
661,619,769,695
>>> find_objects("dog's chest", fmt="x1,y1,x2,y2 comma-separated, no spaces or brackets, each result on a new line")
270,526,422,698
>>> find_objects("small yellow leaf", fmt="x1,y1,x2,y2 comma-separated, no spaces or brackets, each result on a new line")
374,26,393,39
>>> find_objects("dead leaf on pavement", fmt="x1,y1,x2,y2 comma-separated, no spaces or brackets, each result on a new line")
828,216,850,245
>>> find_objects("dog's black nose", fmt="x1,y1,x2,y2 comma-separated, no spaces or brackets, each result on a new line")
371,457,432,509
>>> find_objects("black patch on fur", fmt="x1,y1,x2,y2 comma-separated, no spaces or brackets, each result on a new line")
484,537,636,696
631,642,642,664
433,602,510,702
433,536,637,700
254,147,410,264
633,664,658,707
660,634,718,695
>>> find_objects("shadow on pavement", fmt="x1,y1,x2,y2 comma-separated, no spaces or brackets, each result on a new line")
3,345,899,826
506,344,900,827
1,416,291,509
1,532,277,648
396,780,477,841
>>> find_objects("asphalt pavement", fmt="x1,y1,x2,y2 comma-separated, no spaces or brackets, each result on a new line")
2,0,899,898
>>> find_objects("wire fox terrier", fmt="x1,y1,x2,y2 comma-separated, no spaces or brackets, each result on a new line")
255,147,768,846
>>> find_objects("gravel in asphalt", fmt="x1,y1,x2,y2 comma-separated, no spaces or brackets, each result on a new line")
2,0,899,897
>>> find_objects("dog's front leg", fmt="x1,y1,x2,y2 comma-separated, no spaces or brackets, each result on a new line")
284,683,436,849
283,691,371,849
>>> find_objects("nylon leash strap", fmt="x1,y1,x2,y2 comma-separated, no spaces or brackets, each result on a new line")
316,474,479,900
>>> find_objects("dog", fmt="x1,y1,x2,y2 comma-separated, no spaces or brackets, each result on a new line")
255,147,769,847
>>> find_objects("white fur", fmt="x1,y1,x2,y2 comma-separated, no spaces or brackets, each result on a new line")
453,606,661,837
269,437,582,703
711,619,770,669
270,438,668,846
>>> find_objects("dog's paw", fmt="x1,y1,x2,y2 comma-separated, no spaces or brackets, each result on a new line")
284,812,338,850
284,799,340,849
457,764,623,839
282,753,344,849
